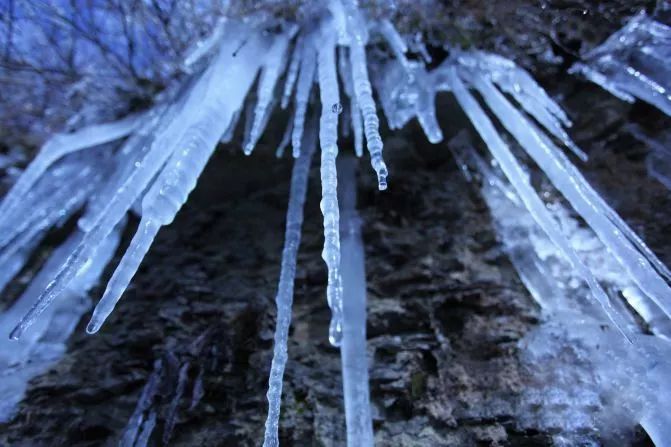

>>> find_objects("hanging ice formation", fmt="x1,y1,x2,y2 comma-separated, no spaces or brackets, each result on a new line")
448,132,671,443
570,12,671,117
2,2,671,445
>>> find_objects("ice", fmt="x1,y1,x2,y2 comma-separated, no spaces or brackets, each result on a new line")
341,0,388,189
263,119,316,447
291,34,317,157
245,28,295,155
0,225,122,422
447,67,630,337
338,156,374,447
87,26,269,334
571,13,671,116
0,114,142,222
316,20,344,347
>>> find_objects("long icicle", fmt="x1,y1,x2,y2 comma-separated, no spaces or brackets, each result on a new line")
263,118,316,447
86,31,268,334
10,23,258,340
281,35,304,110
245,28,295,155
0,113,144,220
338,156,374,447
291,36,317,157
317,21,344,347
342,0,389,189
338,48,363,157
472,73,671,320
447,67,631,339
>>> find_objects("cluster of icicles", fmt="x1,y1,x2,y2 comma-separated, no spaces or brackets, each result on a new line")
2,2,671,445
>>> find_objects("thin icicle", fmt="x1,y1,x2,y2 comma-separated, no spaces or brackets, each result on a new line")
291,36,317,157
570,63,636,102
163,363,190,445
471,72,671,321
120,360,162,447
78,111,164,232
379,19,409,68
447,67,631,338
263,121,316,447
0,233,42,297
220,109,241,144
0,166,99,267
242,95,256,154
281,35,304,109
275,119,293,158
0,155,103,249
134,411,157,447
0,113,143,221
571,13,671,116
183,18,227,70
317,22,344,346
0,224,122,423
415,69,443,143
85,28,268,334
338,156,374,447
412,34,432,64
351,100,364,157
342,0,389,189
10,23,263,340
338,48,363,157
497,81,587,161
245,28,295,155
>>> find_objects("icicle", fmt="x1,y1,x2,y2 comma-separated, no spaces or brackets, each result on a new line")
10,23,265,340
570,63,636,102
317,22,344,346
343,0,389,189
412,34,432,64
120,360,162,447
471,72,671,322
291,37,317,158
570,13,671,116
245,28,295,155
275,119,293,158
0,233,41,297
338,156,374,447
351,101,364,158
183,18,227,70
0,156,102,249
328,0,349,45
0,224,122,423
281,35,304,109
338,48,363,157
416,71,443,143
263,119,316,447
447,67,631,339
163,363,189,445
220,109,241,144
495,79,587,161
0,168,96,268
77,112,163,232
0,113,143,221
379,19,409,67
85,28,268,334
134,411,157,447
242,95,256,154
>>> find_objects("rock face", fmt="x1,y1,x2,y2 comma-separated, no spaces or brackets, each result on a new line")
0,3,669,446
